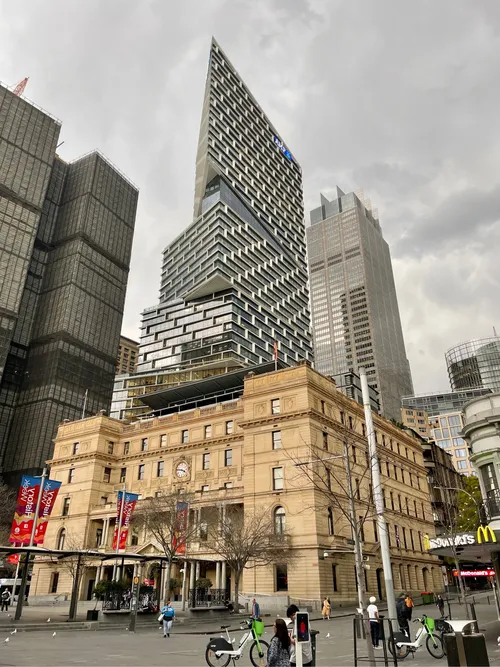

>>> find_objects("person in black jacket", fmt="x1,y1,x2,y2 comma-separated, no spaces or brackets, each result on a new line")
396,593,411,638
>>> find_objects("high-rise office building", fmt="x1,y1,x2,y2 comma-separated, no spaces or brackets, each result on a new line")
401,387,491,417
0,84,138,483
137,38,312,380
307,187,413,421
116,336,139,375
446,337,500,392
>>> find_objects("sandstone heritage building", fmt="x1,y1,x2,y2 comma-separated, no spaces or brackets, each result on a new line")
31,363,441,604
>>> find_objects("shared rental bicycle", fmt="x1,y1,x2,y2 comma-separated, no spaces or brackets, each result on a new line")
206,618,269,667
389,615,446,660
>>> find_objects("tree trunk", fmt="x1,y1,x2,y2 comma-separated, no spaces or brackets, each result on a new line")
163,560,172,606
233,568,241,612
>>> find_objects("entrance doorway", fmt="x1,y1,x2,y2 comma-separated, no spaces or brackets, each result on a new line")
376,569,384,600
87,579,95,601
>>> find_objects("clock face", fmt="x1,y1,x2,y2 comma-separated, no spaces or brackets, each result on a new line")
175,462,189,479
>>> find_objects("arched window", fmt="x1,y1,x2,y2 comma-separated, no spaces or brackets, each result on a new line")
57,528,66,550
328,508,334,536
274,506,286,535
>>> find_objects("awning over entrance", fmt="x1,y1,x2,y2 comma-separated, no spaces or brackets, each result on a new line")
426,526,499,560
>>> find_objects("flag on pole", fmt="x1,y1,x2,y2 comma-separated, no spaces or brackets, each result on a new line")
7,554,20,564
9,476,41,545
273,341,278,361
172,501,189,556
112,491,139,550
34,479,62,545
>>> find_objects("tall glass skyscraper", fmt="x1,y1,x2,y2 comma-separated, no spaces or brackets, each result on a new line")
307,187,413,421
0,84,138,483
137,39,312,377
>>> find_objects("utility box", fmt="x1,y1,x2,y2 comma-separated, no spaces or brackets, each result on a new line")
444,632,489,667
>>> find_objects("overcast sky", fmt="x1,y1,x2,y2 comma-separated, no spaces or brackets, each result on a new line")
1,0,499,394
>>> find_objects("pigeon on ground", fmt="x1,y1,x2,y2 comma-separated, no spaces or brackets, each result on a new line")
3,637,9,643
497,636,500,646
7,614,11,618
326,633,331,638
10,629,16,635
52,632,56,638
46,618,51,623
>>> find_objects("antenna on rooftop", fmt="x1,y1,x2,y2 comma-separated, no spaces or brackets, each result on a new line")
12,78,28,96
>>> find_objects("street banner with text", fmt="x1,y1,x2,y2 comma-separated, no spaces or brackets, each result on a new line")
172,501,189,555
34,479,62,545
112,491,139,550
9,476,41,545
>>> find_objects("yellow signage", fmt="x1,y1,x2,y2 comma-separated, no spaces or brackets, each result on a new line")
477,526,497,544
423,534,431,551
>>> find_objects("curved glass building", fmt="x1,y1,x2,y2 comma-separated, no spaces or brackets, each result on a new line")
445,337,500,392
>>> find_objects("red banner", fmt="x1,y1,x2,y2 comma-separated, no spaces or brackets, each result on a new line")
453,569,495,577
9,476,41,545
34,479,62,546
112,491,139,550
172,501,189,556
7,554,20,564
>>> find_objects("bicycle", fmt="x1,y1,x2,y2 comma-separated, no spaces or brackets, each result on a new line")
388,615,445,660
205,618,269,667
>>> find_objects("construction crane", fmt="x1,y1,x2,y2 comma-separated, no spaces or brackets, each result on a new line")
12,77,28,96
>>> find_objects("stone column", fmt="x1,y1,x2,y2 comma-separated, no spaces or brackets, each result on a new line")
96,565,103,584
195,561,200,580
215,562,221,590
221,561,227,594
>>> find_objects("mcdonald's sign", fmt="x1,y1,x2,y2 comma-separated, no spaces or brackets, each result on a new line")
477,525,497,544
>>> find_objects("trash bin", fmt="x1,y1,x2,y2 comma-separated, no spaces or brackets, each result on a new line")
443,620,489,667
421,592,433,605
310,629,319,667
86,609,99,621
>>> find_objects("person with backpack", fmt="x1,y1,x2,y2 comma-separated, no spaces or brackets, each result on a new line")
396,593,411,638
160,599,175,638
1,589,11,612
404,593,414,620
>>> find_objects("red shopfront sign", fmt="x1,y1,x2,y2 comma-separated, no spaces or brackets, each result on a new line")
453,569,495,577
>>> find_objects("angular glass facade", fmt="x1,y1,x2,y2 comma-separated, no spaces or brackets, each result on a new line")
307,187,413,421
0,83,138,483
401,387,492,417
138,39,312,376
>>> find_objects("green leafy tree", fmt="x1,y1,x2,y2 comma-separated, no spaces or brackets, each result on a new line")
456,476,483,531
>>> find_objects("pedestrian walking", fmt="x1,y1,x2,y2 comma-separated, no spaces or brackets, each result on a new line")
286,604,313,666
160,600,175,638
251,598,261,619
367,596,381,649
396,593,411,638
404,593,414,620
1,589,11,612
267,618,291,667
321,597,331,620
436,594,445,618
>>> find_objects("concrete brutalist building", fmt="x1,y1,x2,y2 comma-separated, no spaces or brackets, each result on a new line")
0,83,138,484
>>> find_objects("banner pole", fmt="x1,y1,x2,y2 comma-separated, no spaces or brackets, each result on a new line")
15,468,47,621
12,556,20,600
113,484,126,581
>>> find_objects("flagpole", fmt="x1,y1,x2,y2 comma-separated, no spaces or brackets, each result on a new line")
12,555,20,601
113,484,126,581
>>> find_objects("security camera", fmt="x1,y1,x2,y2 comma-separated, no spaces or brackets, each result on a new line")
323,552,329,559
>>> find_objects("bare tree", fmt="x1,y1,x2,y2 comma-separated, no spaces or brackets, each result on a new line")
135,491,199,604
207,504,294,610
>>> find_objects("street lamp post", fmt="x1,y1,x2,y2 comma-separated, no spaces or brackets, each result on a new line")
295,452,375,666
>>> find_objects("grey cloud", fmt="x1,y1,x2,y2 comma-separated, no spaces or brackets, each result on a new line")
1,0,500,393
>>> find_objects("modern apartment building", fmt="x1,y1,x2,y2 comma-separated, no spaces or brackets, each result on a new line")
307,187,413,421
31,363,440,603
401,407,431,438
429,411,474,476
116,336,139,375
137,39,312,378
446,337,500,393
0,84,137,483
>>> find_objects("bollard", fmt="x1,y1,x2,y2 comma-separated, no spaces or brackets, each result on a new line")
310,629,319,667
444,631,489,667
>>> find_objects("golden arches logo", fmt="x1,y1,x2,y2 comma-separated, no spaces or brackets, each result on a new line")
477,526,497,544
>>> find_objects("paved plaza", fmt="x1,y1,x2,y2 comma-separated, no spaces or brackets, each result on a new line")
1,601,500,667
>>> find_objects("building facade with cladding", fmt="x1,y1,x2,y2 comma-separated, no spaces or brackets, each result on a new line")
136,39,312,379
0,84,138,483
31,364,441,604
307,187,413,421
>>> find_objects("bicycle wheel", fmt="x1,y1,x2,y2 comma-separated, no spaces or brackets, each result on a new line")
388,638,410,660
249,639,270,667
205,645,231,667
426,633,445,659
